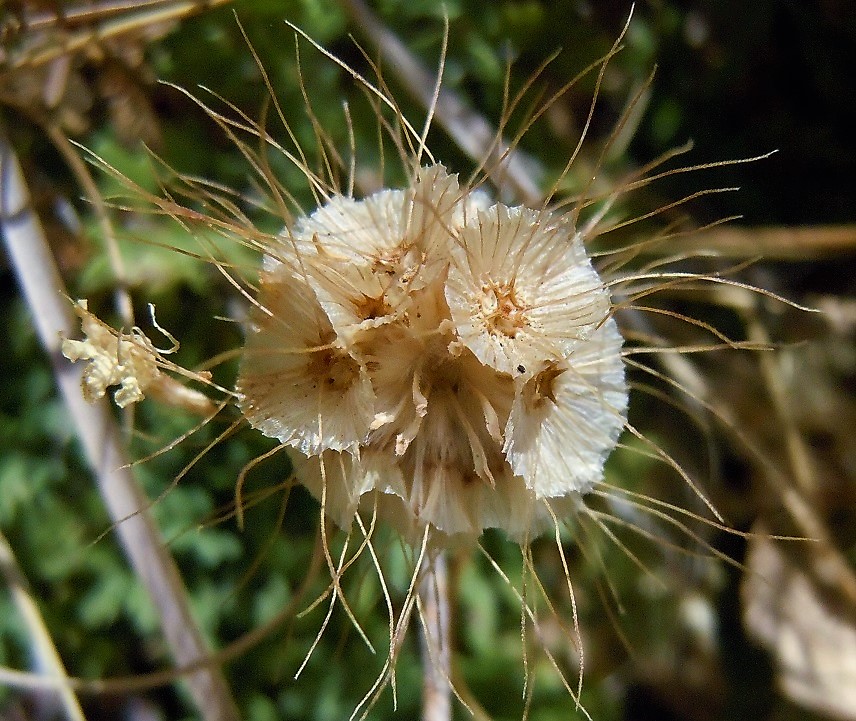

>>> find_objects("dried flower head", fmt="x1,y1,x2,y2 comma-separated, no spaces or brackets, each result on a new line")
237,164,627,542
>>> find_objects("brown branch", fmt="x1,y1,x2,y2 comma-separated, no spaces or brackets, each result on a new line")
8,0,234,70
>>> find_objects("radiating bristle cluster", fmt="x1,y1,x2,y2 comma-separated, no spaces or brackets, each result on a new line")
237,164,628,542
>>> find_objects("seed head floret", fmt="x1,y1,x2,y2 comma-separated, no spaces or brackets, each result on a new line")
237,260,376,455
237,163,628,542
503,320,627,499
445,204,613,378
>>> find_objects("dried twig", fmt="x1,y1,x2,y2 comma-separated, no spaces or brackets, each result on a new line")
4,0,233,69
0,528,87,721
677,224,856,260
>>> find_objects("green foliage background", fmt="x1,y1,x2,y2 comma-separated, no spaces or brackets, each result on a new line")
1,1,854,720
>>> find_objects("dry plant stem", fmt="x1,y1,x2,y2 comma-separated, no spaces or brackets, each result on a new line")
339,0,542,205
419,551,452,721
10,0,234,69
679,224,856,260
0,529,87,721
0,131,240,721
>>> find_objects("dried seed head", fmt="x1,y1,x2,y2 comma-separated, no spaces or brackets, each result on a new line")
503,320,627,499
237,163,628,543
236,262,376,455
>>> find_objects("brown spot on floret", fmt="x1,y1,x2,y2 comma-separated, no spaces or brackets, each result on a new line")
355,293,391,321
523,361,566,410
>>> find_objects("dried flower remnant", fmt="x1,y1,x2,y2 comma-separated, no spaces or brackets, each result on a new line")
237,164,628,542
236,259,376,455
62,299,160,407
62,299,216,415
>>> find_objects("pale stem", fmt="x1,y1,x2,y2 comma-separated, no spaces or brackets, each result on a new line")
681,224,856,260
0,130,240,721
419,550,452,721
0,528,87,721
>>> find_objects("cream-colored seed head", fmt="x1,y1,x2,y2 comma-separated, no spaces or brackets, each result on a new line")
237,164,627,543
445,204,612,378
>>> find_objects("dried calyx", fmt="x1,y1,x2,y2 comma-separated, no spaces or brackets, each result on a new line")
237,164,628,543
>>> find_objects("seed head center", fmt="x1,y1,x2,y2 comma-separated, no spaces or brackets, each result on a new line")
308,347,360,391
482,281,529,338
